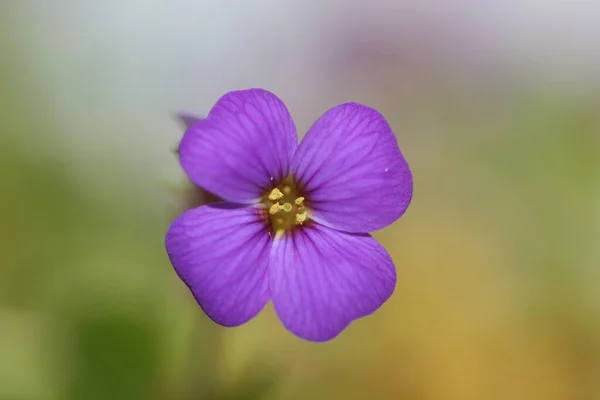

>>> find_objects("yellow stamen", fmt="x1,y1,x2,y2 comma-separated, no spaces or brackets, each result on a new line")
262,177,310,232
296,211,307,224
269,203,280,215
268,188,284,200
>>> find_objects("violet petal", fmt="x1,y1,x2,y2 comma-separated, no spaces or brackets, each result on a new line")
176,113,204,130
165,203,272,326
179,89,298,203
269,224,396,341
292,103,412,232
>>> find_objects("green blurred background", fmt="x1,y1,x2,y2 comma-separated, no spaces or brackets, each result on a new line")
1,1,599,400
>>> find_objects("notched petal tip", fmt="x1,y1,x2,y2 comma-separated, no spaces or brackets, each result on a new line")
269,224,396,342
292,102,413,233
177,89,298,203
165,203,272,327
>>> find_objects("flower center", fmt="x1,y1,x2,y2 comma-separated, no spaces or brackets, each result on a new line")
261,176,308,233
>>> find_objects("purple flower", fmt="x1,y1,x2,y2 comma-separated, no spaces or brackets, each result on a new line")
165,89,413,342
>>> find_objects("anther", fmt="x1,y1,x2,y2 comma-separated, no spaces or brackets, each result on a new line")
296,211,307,224
294,197,305,205
269,203,280,215
268,188,284,201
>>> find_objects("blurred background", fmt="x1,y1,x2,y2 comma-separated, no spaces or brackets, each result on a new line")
1,1,599,399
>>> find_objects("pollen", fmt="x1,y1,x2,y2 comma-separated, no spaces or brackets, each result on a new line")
269,203,280,215
294,197,305,205
268,188,284,200
296,211,307,224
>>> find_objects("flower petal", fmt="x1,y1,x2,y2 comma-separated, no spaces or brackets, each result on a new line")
179,89,298,203
292,103,412,232
165,203,272,326
176,112,204,129
269,224,396,341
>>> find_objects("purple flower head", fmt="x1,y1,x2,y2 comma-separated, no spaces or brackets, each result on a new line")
166,89,413,342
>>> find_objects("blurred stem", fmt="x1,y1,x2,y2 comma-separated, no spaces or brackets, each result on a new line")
187,307,224,400
175,115,225,400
